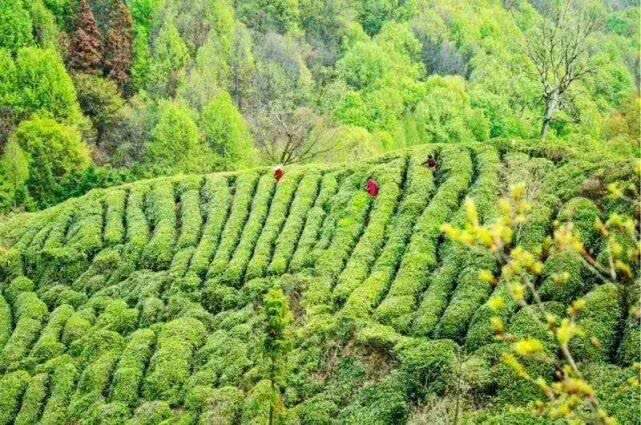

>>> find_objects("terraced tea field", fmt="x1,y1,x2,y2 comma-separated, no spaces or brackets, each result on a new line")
0,144,638,424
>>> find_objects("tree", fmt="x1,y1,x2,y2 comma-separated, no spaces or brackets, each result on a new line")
29,0,61,50
73,73,126,151
148,17,191,97
247,32,319,164
0,140,29,208
0,0,34,52
526,0,601,138
413,75,489,144
104,0,134,92
69,0,103,75
201,92,257,170
12,48,84,124
229,23,256,109
255,106,335,164
146,101,215,174
237,0,301,34
10,117,91,207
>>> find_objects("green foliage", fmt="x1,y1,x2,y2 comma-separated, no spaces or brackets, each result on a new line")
0,144,637,424
201,91,257,170
414,76,490,144
143,318,206,405
571,283,623,363
9,117,91,208
7,47,84,124
0,370,31,425
146,101,214,175
0,0,34,52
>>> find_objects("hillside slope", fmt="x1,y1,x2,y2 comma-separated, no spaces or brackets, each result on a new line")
0,144,638,424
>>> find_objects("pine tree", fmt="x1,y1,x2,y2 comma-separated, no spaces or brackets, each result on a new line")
104,0,133,92
68,0,103,75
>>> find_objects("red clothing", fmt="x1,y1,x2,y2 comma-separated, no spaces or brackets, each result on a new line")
366,179,380,197
274,167,284,182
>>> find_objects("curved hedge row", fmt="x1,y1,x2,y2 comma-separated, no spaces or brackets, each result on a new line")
0,144,635,424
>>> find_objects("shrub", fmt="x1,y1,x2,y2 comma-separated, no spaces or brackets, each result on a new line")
10,117,91,208
356,323,402,351
584,363,641,424
40,285,87,310
0,295,10,348
345,147,472,324
412,261,460,337
202,280,241,314
571,283,623,363
168,247,195,281
339,373,408,425
395,338,458,399
65,193,103,258
62,309,94,345
245,171,304,281
95,299,138,334
434,146,501,340
28,304,73,364
125,185,151,252
208,173,259,278
1,292,48,371
75,329,125,368
140,181,177,270
190,331,251,388
375,147,472,330
268,172,322,275
219,173,276,286
103,189,127,245
618,279,640,365
143,318,206,405
4,275,34,304
39,356,78,425
241,379,287,424
0,369,30,425
175,182,204,250
187,175,231,279
68,350,121,420
14,372,48,425
193,385,243,424
434,262,494,341
305,169,373,311
333,158,406,303
556,197,601,251
288,171,340,272
128,400,172,425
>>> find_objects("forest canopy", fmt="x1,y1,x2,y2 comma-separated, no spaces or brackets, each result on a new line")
0,0,638,212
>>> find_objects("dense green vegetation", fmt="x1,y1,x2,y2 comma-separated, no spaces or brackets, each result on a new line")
0,0,639,212
0,0,639,423
0,142,639,424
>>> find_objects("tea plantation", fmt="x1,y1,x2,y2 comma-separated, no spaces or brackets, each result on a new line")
0,143,638,424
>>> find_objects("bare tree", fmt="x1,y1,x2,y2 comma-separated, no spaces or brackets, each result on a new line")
253,106,334,164
526,0,601,138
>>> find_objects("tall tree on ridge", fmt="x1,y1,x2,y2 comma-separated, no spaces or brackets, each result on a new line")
69,0,103,75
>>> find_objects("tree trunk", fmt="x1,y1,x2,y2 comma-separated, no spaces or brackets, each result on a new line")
541,90,560,139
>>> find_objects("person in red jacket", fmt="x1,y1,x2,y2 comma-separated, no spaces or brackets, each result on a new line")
366,179,379,197
274,166,284,182
424,154,439,172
